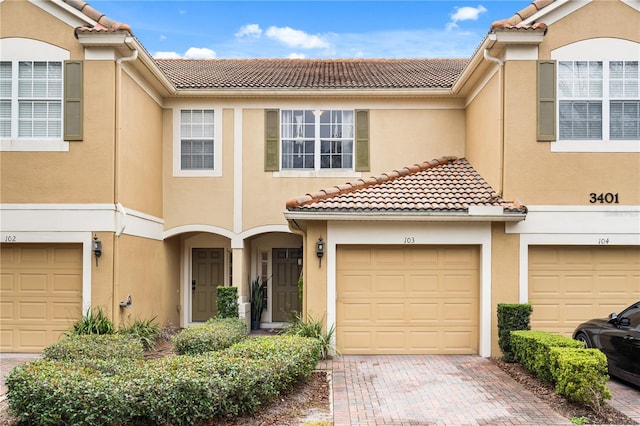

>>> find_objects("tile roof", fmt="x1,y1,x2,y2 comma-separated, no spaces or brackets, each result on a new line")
285,157,526,215
63,0,132,33
155,59,468,90
490,0,555,31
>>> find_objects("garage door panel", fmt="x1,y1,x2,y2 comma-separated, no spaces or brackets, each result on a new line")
337,245,479,354
529,246,640,336
0,244,82,352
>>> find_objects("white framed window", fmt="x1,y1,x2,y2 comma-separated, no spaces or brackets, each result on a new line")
172,107,221,177
1,38,70,152
558,60,639,141
551,38,640,153
281,109,354,171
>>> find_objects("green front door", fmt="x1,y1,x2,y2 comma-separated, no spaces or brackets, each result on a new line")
272,248,302,322
192,248,224,322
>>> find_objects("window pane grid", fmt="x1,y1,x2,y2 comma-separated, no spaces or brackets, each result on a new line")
17,100,61,138
180,109,215,170
610,100,640,140
281,109,354,171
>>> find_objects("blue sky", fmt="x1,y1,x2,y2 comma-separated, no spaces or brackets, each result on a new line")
90,1,531,59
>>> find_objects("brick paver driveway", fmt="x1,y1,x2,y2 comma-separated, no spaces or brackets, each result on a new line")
328,355,573,426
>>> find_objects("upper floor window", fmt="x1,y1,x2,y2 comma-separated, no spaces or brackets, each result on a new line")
1,38,79,152
281,109,354,171
547,38,639,153
558,60,639,141
0,61,63,139
180,109,215,170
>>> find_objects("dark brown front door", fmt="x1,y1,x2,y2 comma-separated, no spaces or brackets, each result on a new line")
192,248,224,322
272,248,302,322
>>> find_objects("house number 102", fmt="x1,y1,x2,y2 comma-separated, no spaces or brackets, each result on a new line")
404,237,415,244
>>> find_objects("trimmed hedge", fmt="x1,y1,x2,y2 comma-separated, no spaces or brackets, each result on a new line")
510,330,611,410
172,317,248,355
511,330,583,383
550,347,611,409
43,334,144,361
7,336,322,425
217,286,239,318
497,303,532,362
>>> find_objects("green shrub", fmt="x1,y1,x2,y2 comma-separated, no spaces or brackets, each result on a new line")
550,347,611,410
172,317,248,355
66,307,114,336
497,303,532,362
511,330,584,383
217,286,239,318
282,313,336,359
118,316,160,350
7,335,322,425
43,334,144,361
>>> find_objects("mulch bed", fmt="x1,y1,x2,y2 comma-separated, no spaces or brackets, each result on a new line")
491,357,637,425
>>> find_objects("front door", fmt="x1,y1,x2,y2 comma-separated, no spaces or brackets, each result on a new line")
192,248,224,322
272,248,302,322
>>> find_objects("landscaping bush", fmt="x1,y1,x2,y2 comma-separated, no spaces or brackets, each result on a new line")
511,330,584,383
118,316,160,350
65,306,114,336
7,336,322,425
43,334,144,361
217,286,239,318
172,317,248,355
282,313,336,359
549,347,611,410
497,303,532,362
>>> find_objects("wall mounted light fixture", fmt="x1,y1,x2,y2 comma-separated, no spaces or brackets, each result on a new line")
316,236,325,267
92,235,102,266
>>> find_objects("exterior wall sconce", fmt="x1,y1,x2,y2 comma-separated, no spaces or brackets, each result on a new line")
92,235,102,266
316,236,325,267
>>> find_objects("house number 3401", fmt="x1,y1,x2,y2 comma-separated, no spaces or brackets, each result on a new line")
404,237,415,244
589,193,619,204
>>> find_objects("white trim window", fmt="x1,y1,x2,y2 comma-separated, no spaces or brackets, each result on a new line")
281,109,354,170
180,109,215,170
1,60,63,139
559,60,639,141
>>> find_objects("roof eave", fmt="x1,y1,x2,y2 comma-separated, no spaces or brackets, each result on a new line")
488,30,546,45
283,210,527,222
168,88,454,98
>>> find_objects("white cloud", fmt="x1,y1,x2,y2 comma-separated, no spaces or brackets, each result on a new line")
154,51,182,59
159,35,167,41
184,47,216,59
265,26,330,49
235,24,263,38
447,5,487,31
287,52,306,59
153,47,216,59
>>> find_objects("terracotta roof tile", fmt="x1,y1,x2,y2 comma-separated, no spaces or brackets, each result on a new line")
155,59,468,90
285,157,526,215
63,0,132,33
490,0,555,31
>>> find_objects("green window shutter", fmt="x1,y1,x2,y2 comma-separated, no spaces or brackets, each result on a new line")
355,109,369,172
64,60,83,141
264,109,279,171
537,60,556,142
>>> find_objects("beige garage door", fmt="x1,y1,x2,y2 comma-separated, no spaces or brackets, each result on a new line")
529,246,640,336
1,244,83,352
336,245,479,354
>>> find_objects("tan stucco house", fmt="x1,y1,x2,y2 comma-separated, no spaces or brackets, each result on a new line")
1,0,638,356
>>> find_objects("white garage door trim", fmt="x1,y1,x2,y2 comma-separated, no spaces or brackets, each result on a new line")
0,232,92,313
327,221,493,357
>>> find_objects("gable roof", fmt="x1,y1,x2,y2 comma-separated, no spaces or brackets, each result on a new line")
285,157,526,220
62,0,131,32
490,0,556,30
155,59,468,90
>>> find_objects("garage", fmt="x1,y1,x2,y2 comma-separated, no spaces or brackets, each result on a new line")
0,243,83,352
529,246,640,336
336,245,479,354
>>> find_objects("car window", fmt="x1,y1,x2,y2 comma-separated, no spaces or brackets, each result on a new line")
621,305,640,329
